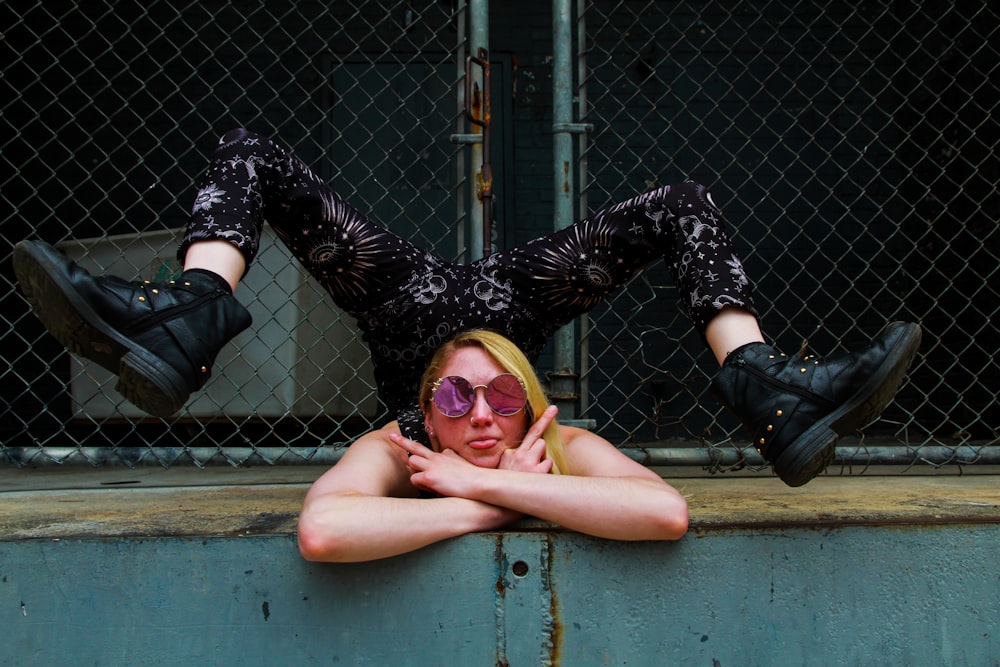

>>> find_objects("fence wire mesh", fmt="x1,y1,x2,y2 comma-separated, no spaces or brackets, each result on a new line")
577,0,999,472
1,0,997,471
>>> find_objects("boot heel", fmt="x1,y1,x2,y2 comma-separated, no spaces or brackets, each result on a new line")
118,351,189,417
773,425,838,487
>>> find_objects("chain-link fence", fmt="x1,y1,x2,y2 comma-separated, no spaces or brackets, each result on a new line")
2,0,998,471
577,0,999,471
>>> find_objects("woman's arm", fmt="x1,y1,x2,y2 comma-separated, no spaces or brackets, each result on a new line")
296,425,523,563
495,428,689,540
397,410,689,542
299,413,689,563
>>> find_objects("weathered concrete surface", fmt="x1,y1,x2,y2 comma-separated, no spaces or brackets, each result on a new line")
2,468,998,539
1,470,998,666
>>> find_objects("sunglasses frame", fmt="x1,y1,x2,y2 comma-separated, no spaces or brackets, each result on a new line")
430,373,528,418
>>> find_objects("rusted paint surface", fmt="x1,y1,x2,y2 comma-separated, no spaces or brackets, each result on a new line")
544,535,562,666
494,535,509,667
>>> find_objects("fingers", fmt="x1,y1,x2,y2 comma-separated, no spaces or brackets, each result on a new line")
388,432,433,459
521,435,547,457
499,442,552,473
521,405,558,447
500,425,553,472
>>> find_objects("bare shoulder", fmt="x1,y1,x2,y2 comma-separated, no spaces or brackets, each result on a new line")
555,423,661,480
305,422,417,500
556,423,620,450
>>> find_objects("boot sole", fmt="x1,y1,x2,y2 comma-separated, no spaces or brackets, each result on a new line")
774,321,922,487
13,240,190,417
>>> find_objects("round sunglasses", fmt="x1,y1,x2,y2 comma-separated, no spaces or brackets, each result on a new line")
430,373,528,417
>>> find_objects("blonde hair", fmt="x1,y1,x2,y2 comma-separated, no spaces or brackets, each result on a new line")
418,329,568,475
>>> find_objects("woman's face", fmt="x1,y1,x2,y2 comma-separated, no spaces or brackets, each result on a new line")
423,346,530,468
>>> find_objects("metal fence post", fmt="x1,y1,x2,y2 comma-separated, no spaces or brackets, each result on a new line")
551,0,582,422
468,0,489,261
575,0,592,419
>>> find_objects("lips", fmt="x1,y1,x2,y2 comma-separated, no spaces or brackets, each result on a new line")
467,438,499,450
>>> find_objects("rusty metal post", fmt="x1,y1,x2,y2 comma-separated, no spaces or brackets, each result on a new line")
465,49,493,259
551,0,595,422
468,0,489,260
450,2,492,260
575,0,591,416
453,1,468,263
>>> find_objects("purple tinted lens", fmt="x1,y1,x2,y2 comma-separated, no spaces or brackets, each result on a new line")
486,374,527,415
433,376,476,417
431,374,527,417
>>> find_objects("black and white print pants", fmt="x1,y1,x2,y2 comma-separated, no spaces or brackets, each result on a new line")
179,128,758,441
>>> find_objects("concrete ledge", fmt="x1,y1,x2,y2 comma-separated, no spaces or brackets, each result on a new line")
2,468,998,666
2,468,998,541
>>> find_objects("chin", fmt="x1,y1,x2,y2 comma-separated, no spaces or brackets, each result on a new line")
462,450,503,469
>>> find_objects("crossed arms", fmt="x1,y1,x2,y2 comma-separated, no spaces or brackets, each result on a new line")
297,409,689,563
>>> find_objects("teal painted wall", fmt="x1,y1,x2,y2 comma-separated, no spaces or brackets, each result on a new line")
4,525,998,666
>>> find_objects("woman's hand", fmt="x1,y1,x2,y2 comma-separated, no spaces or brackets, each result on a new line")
389,433,493,497
388,433,525,526
498,405,557,474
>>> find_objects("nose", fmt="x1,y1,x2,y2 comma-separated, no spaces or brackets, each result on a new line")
468,387,494,426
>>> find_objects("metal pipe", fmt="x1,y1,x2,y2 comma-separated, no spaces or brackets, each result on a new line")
551,0,578,420
464,48,493,258
454,0,468,263
468,0,488,261
619,445,1000,469
7,446,998,468
575,0,590,417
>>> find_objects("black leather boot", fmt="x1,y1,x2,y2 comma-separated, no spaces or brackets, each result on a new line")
13,240,252,417
710,321,921,487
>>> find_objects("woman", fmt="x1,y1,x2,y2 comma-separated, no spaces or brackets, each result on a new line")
296,329,690,563
13,128,922,489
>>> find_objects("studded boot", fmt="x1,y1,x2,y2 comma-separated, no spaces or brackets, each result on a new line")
710,321,922,487
13,240,252,417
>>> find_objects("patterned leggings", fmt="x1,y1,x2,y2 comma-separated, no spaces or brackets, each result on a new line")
179,128,758,440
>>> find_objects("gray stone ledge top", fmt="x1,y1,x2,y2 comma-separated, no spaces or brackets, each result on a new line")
1,468,998,541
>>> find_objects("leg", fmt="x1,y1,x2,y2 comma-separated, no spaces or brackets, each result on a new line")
178,128,423,312
183,240,245,294
178,130,453,441
15,128,434,422
704,306,765,366
496,181,920,486
495,181,761,346
603,186,921,486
